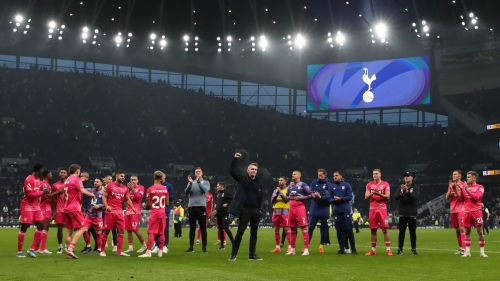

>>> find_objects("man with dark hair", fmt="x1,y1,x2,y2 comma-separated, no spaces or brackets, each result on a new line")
80,171,98,253
229,152,264,261
82,178,105,254
17,164,49,258
395,171,419,255
446,170,466,255
185,167,210,253
48,168,68,254
270,177,291,253
36,170,53,254
330,170,357,255
213,182,234,250
125,175,146,253
308,169,331,254
100,171,136,257
102,175,118,252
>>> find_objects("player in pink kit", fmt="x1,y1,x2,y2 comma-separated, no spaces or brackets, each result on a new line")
446,170,466,255
36,170,53,254
286,170,312,256
64,164,96,259
125,175,147,253
460,171,487,258
47,168,68,254
139,171,170,258
100,171,136,257
17,164,49,258
365,169,393,256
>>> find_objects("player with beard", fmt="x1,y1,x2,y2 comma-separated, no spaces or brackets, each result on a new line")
99,172,136,257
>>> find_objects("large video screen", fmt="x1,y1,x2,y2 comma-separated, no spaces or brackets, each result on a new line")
307,56,430,111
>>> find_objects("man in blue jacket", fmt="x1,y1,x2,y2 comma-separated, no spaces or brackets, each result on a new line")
330,170,357,254
308,168,332,254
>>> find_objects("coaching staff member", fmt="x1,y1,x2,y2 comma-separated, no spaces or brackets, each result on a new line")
228,152,264,261
395,171,419,255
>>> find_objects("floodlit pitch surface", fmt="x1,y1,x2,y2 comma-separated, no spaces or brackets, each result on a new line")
0,228,498,280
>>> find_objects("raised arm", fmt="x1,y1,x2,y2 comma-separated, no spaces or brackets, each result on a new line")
230,153,244,182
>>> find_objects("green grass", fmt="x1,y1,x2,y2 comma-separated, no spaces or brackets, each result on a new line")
0,227,498,281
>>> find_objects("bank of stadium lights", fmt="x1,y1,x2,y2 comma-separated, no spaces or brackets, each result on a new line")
216,35,232,52
148,33,168,50
113,32,133,48
412,20,431,38
10,14,31,34
227,35,232,52
258,35,268,52
81,27,100,45
294,33,306,50
370,22,389,44
47,20,65,40
327,31,346,48
183,34,198,52
114,32,132,48
285,33,306,51
463,12,479,30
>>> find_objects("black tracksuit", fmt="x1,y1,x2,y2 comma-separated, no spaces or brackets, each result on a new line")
229,157,264,258
214,189,234,245
394,183,419,251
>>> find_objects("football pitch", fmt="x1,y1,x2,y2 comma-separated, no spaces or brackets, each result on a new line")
0,227,498,281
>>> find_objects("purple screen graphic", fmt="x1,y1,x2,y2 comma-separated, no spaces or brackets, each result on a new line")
307,56,430,111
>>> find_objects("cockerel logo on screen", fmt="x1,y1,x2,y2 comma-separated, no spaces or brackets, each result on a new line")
362,68,377,103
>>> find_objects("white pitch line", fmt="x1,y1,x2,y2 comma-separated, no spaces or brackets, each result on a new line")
354,245,500,254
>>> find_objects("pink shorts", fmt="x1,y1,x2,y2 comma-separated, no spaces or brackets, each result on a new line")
450,212,460,228
41,209,52,221
272,214,289,227
64,211,85,229
103,212,125,230
54,212,65,225
369,209,389,229
84,216,103,231
148,217,166,235
20,210,44,225
459,210,483,228
288,206,308,227
125,214,141,231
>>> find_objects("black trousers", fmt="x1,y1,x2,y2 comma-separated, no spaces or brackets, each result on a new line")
308,216,329,245
174,221,182,237
188,206,207,248
334,213,356,252
398,216,417,250
354,220,360,233
231,207,260,257
280,228,287,245
216,213,234,245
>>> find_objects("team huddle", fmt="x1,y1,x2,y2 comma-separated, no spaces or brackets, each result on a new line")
15,162,488,260
16,164,170,259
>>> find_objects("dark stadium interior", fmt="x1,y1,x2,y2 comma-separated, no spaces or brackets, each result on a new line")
0,0,499,234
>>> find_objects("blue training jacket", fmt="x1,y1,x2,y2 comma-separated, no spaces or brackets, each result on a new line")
309,178,332,218
329,180,353,214
165,182,174,215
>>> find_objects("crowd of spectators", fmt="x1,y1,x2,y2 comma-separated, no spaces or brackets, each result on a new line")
0,67,498,227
